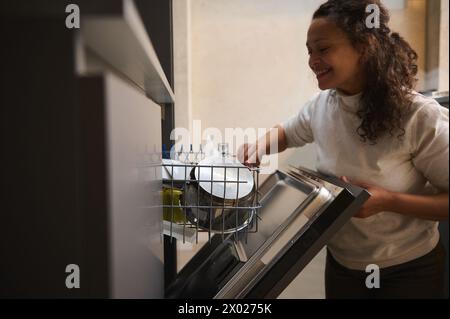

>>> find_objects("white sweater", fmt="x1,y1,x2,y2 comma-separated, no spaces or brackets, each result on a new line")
282,89,449,270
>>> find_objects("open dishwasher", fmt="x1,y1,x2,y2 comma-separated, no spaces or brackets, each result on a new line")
162,145,370,299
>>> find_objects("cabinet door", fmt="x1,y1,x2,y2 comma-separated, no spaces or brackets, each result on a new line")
79,73,163,298
105,73,163,298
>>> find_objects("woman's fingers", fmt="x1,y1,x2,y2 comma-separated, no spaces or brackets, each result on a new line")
237,143,248,164
246,143,259,165
340,176,371,189
340,176,350,183
237,143,260,167
351,180,371,189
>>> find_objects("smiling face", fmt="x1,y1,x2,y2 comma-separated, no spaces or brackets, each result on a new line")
307,18,365,95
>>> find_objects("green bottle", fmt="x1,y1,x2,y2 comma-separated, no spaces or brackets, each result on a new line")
162,186,186,223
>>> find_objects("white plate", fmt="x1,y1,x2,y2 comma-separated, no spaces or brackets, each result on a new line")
162,159,191,181
194,156,254,200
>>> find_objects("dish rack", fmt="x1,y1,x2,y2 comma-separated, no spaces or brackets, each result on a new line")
162,145,261,244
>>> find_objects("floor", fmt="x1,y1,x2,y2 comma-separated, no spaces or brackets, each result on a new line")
277,248,326,299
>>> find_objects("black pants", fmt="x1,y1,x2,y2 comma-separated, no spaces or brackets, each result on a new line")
325,241,446,299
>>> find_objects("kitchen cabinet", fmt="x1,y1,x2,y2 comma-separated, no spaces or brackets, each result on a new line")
78,73,163,298
80,0,174,103
1,0,170,298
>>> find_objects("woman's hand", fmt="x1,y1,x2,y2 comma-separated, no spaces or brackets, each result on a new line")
237,125,288,168
237,143,260,167
341,176,448,221
341,176,394,219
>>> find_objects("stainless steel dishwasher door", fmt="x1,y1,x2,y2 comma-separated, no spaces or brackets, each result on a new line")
165,168,370,299
216,169,336,298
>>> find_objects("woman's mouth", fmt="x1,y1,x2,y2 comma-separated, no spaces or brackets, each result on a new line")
315,67,332,80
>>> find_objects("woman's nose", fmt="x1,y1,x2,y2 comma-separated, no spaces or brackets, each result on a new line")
309,56,320,70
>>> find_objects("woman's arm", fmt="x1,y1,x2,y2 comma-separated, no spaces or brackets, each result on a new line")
386,192,449,221
344,177,449,221
238,124,287,166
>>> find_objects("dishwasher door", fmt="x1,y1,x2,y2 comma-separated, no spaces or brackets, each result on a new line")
165,167,370,299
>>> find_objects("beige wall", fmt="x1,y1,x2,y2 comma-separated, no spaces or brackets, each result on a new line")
439,0,449,91
173,0,193,132
389,0,426,91
189,0,321,171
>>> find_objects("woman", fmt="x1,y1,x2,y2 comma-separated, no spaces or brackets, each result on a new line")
239,0,449,298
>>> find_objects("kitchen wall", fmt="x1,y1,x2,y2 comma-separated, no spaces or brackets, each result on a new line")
389,0,427,89
172,0,447,299
439,0,449,91
173,0,193,133
174,0,435,171
189,0,320,171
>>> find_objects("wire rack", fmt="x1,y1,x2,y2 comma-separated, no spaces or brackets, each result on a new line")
162,144,261,244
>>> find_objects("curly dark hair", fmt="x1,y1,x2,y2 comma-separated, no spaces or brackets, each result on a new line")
313,0,418,143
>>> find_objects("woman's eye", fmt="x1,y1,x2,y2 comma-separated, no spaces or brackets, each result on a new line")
319,47,329,53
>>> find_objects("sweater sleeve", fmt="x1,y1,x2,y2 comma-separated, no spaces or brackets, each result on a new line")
281,95,317,148
411,102,449,192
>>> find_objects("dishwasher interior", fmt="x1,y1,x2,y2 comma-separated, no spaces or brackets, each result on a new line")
161,146,370,299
